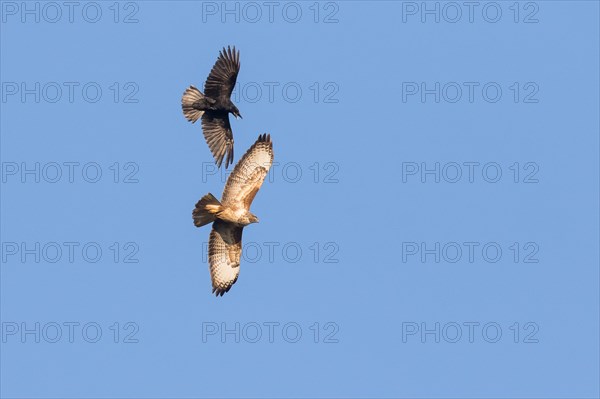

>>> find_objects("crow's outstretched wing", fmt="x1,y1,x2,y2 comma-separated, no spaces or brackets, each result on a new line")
204,46,240,101
221,134,273,210
208,220,243,296
201,111,234,168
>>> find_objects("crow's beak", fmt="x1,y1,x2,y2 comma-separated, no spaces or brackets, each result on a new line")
238,114,243,119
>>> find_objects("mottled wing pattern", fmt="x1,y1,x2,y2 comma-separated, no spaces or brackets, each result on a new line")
201,111,234,168
208,220,243,296
221,134,274,210
204,46,240,100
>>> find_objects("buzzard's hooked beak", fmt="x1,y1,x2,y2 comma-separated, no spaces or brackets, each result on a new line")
251,215,259,224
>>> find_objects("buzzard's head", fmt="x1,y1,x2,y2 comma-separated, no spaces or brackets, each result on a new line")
248,213,259,224
237,212,259,226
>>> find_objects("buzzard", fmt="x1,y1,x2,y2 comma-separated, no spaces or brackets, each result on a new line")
181,46,242,168
193,134,274,296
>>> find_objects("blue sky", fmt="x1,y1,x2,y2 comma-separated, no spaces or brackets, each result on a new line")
1,1,599,398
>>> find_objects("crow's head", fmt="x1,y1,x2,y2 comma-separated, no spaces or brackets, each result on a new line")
232,107,242,119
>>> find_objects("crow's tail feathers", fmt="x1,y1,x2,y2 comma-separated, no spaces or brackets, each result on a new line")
193,193,222,227
182,85,205,123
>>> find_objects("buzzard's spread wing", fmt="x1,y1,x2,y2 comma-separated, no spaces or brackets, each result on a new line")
201,111,234,168
208,220,243,296
221,134,274,209
204,46,240,100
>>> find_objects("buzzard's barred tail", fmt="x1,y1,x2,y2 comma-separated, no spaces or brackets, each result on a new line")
193,193,222,227
181,85,205,123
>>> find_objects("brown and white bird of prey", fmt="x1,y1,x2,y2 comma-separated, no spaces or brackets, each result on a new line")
181,46,242,168
193,134,274,296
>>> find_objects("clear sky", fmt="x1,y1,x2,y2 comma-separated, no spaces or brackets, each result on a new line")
1,1,599,398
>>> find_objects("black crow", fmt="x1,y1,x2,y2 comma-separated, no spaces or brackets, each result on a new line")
181,46,242,168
